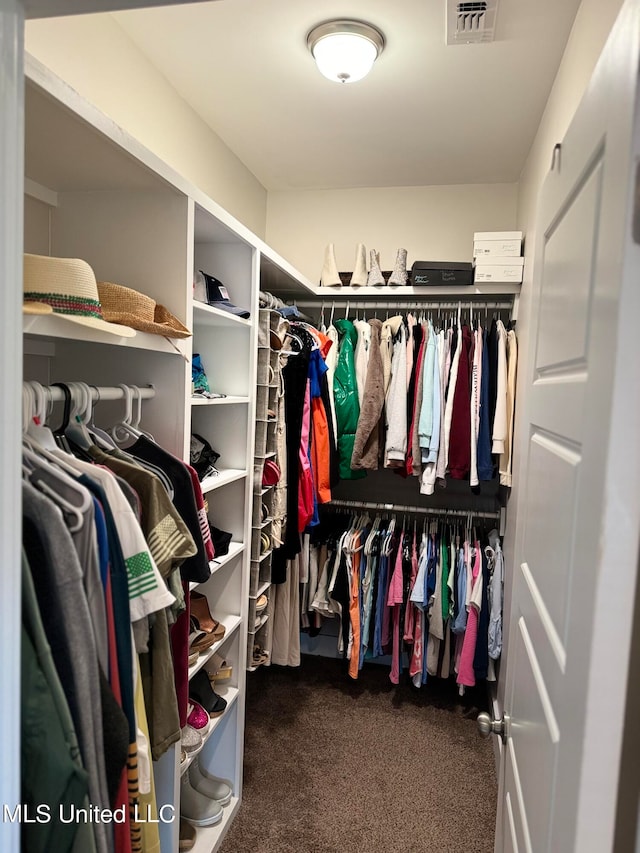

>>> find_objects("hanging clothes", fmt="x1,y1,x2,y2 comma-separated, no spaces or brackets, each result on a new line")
334,319,365,481
351,318,385,470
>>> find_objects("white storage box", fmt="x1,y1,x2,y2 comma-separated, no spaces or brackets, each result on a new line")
474,255,524,267
473,231,523,258
474,256,524,283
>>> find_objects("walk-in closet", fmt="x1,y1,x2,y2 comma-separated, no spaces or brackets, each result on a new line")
2,1,640,852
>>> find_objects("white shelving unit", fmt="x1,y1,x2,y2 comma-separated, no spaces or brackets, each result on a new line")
246,308,282,671
19,51,314,853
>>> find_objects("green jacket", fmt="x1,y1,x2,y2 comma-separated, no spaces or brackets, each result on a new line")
334,319,366,480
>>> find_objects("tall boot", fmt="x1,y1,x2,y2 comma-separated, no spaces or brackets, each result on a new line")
349,243,368,286
388,248,408,286
320,243,341,287
367,250,385,286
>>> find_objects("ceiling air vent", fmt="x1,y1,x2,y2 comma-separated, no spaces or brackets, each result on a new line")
446,0,498,45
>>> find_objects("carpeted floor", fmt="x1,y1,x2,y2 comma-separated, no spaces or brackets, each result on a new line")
219,655,497,853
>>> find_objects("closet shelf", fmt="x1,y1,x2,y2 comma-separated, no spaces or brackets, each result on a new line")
252,516,273,531
23,315,188,355
189,797,241,853
191,395,250,406
249,612,270,636
258,549,272,563
200,469,247,493
189,542,245,590
188,614,242,681
180,686,240,777
302,283,522,299
249,579,271,600
193,301,252,328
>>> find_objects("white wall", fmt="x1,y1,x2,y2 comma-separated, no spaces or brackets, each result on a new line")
266,183,518,284
498,0,625,708
25,13,268,238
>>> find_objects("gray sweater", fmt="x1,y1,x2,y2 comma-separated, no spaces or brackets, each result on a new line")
23,482,113,853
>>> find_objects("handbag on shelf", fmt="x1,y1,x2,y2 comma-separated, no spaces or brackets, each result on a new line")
262,459,281,487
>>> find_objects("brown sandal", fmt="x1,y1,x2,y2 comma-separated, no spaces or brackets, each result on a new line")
190,593,226,640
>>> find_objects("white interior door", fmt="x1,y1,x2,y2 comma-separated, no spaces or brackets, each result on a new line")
495,1,640,851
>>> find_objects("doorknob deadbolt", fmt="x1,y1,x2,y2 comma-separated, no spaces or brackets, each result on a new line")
477,711,509,743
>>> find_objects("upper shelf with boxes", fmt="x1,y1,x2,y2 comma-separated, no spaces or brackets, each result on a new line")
314,231,524,298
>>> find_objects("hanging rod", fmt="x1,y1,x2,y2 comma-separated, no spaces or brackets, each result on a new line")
42,384,155,402
323,499,501,520
294,300,514,311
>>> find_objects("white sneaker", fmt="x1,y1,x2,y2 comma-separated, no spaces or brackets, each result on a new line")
190,761,233,806
180,775,223,827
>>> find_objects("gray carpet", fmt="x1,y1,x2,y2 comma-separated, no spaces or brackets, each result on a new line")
220,655,497,853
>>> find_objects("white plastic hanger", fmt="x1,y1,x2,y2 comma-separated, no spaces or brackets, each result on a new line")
84,384,118,450
64,382,96,450
110,384,144,444
131,385,155,440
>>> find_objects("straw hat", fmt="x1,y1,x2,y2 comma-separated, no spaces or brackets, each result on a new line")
97,282,192,339
23,253,136,337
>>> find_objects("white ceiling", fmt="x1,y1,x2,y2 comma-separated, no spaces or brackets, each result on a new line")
113,0,581,192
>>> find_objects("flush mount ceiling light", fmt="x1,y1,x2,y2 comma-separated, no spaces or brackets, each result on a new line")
307,20,385,84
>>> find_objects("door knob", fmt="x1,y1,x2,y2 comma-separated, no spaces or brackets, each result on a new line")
477,711,507,741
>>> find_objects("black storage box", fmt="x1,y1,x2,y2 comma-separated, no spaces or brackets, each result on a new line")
411,261,473,286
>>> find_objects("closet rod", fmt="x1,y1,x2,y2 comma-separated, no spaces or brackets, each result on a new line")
44,385,155,402
323,499,501,520
294,300,514,311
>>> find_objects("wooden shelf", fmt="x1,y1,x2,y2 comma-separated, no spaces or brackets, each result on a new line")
188,615,242,681
189,542,245,591
191,395,250,406
193,301,252,328
200,469,247,493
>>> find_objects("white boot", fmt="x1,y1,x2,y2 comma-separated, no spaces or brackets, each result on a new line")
367,250,385,286
180,775,223,827
190,761,233,806
349,243,368,286
320,243,341,287
388,248,408,286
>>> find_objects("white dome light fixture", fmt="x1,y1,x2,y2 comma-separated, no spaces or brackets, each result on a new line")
307,20,385,84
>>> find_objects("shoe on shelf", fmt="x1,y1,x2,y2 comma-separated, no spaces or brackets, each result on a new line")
252,643,270,667
367,250,385,286
190,593,226,639
181,776,223,828
320,243,341,287
181,725,203,755
190,669,228,717
187,701,210,736
179,817,196,852
207,652,233,684
349,243,368,287
188,627,218,655
388,248,408,286
189,761,233,806
188,649,200,668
